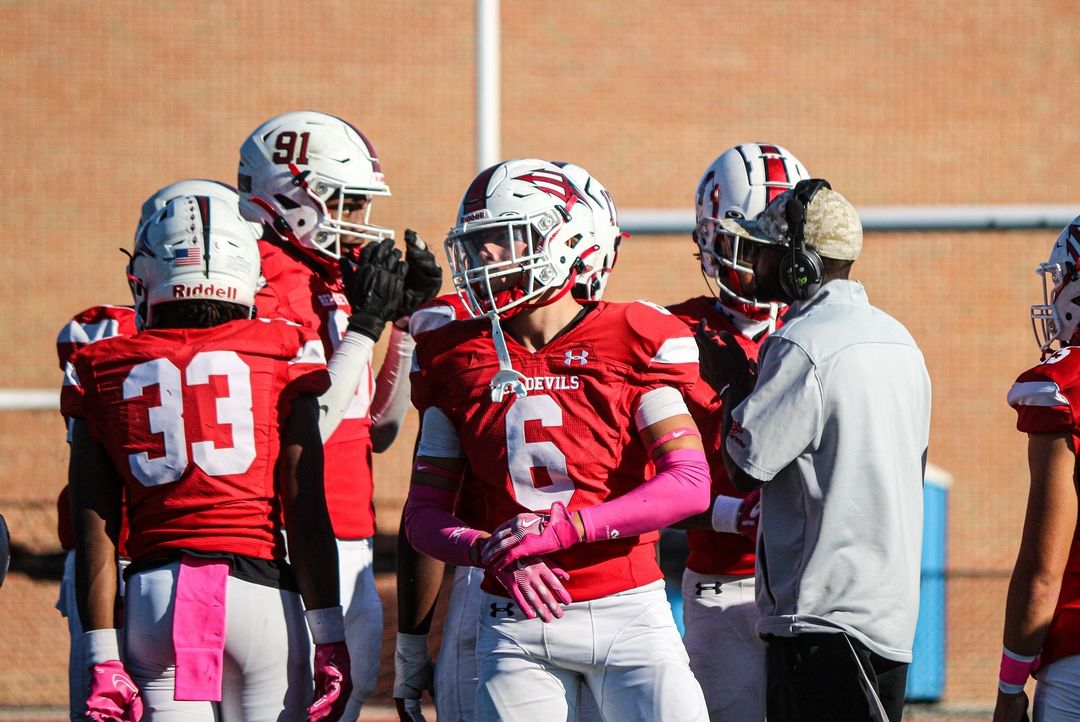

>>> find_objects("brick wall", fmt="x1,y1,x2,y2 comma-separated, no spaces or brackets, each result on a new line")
2,0,1076,708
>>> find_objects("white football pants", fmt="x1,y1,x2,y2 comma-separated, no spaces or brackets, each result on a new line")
475,579,707,722
680,570,766,722
58,550,88,721
59,551,129,722
434,565,483,722
1035,654,1080,721
123,560,312,720
336,537,383,722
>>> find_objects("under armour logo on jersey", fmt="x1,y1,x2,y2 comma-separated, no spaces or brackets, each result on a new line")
695,582,724,596
564,349,589,366
513,170,584,209
490,602,516,618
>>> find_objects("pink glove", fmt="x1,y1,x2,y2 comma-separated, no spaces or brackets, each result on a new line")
86,660,143,722
483,502,581,572
737,489,761,541
493,558,572,622
481,511,546,563
308,642,352,722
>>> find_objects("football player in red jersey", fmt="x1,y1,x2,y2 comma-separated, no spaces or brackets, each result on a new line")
56,179,247,722
57,303,138,721
997,215,1080,722
238,110,441,720
668,143,808,722
402,159,710,721
391,162,622,722
67,195,355,720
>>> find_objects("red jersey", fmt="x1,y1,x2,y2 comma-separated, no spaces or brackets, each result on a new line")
667,296,777,576
61,318,329,562
409,293,486,529
412,300,699,601
1009,346,1080,667
56,305,139,552
256,239,377,538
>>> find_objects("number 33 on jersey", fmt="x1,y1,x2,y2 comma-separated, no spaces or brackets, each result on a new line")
61,318,329,561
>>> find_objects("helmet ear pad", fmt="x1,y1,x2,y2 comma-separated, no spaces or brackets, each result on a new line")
778,179,830,301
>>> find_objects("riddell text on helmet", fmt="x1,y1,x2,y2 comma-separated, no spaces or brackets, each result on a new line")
172,283,239,300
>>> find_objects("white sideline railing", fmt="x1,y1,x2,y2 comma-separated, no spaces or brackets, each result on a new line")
4,204,1078,411
620,204,1078,235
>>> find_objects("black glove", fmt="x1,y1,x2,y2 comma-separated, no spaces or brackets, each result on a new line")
341,238,407,341
694,322,758,405
397,229,443,320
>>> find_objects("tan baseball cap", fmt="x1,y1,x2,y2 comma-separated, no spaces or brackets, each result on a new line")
718,185,863,261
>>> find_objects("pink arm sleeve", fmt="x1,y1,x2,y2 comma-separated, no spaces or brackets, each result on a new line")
578,448,711,543
403,485,484,567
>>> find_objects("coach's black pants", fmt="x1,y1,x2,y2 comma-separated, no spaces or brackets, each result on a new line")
763,633,908,722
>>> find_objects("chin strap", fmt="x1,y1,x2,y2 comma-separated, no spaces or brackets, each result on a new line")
487,311,528,402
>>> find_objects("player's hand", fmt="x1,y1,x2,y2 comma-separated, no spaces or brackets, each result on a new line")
694,323,757,402
481,511,547,565
483,502,582,572
492,557,572,622
397,229,443,321
393,632,434,722
85,660,143,722
308,641,352,722
992,689,1031,722
341,238,407,342
737,489,761,541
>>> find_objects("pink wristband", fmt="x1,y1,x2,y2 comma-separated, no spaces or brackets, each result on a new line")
645,427,700,458
998,647,1038,694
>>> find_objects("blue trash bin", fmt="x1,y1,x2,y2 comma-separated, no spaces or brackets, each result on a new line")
906,463,951,702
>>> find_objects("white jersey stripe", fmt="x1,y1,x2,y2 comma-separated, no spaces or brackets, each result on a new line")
63,361,80,388
652,336,698,365
58,320,120,345
409,305,457,337
1007,380,1069,408
289,339,327,366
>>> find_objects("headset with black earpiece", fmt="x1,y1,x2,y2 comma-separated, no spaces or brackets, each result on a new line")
779,178,832,301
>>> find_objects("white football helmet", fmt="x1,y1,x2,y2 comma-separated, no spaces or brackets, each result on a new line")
1032,216,1080,354
237,110,392,265
128,195,261,330
138,179,248,231
446,159,596,319
553,162,622,301
694,142,809,308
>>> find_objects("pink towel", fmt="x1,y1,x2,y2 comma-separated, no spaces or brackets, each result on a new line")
172,556,229,701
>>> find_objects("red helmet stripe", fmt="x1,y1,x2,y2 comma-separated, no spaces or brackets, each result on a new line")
513,170,583,206
1068,224,1080,263
758,144,790,202
462,164,501,215
196,195,212,275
